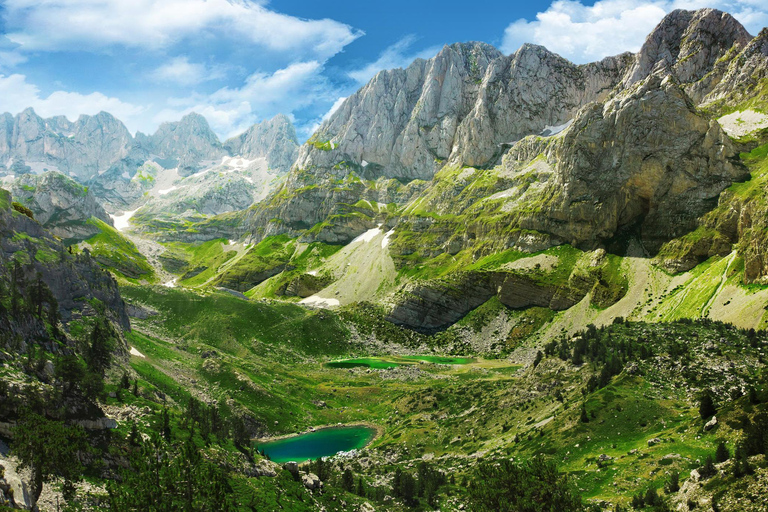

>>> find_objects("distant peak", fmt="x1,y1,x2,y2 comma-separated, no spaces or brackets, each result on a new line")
179,112,209,125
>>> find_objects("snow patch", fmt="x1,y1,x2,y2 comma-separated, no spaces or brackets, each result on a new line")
121,171,131,180
381,229,395,249
162,279,177,288
361,160,368,167
129,347,146,358
110,209,138,232
158,186,178,195
307,270,318,276
351,227,382,244
541,120,572,136
300,296,340,308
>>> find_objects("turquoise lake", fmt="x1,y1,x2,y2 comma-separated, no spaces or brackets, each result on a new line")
255,426,377,463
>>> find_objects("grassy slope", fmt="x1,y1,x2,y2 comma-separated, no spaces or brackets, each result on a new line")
81,218,155,282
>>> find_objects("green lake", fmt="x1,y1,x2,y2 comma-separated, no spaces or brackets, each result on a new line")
325,355,474,369
255,426,378,463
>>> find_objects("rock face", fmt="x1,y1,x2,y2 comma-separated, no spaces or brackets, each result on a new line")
246,42,632,242
137,113,227,176
225,114,299,174
0,109,133,182
622,9,752,92
10,171,114,242
525,72,747,252
297,42,630,181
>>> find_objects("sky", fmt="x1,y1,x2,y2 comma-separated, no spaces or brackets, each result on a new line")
0,0,766,142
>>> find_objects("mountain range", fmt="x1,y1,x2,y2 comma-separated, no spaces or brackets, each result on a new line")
2,7,768,511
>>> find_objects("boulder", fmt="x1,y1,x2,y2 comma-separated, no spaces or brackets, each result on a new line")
301,472,322,491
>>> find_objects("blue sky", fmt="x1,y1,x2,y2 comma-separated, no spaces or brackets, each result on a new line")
0,0,766,141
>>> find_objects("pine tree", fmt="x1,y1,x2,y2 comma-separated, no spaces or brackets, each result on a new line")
341,468,354,492
715,441,730,463
664,471,679,494
13,412,88,508
699,391,716,420
699,455,716,479
580,404,589,423
161,408,171,441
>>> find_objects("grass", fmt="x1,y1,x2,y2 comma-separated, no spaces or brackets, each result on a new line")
118,289,768,509
213,235,296,291
121,285,352,357
163,238,237,287
83,218,155,281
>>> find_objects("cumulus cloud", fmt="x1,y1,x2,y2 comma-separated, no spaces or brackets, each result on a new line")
348,36,441,84
3,0,362,60
0,73,146,127
153,61,338,139
150,57,227,86
501,0,768,63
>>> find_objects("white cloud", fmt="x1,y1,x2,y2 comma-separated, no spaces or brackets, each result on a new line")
3,0,362,60
150,56,226,86
153,61,337,139
0,73,146,128
307,96,348,135
501,0,768,63
348,36,441,84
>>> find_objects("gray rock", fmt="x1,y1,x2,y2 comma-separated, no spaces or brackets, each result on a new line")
10,171,114,242
704,416,718,431
301,472,322,490
0,108,133,183
283,461,299,475
138,113,227,176
225,114,299,175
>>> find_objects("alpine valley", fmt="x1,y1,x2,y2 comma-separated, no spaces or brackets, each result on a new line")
3,7,768,512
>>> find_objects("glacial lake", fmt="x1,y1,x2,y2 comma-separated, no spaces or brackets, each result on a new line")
255,425,378,463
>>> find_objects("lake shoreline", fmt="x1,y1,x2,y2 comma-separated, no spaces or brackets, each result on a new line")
252,421,384,445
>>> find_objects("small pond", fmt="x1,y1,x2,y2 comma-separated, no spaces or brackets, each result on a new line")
255,425,377,463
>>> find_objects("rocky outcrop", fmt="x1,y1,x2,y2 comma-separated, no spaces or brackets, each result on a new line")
10,171,113,242
0,188,130,331
524,72,748,253
622,9,752,91
0,461,32,510
225,114,299,174
386,269,595,333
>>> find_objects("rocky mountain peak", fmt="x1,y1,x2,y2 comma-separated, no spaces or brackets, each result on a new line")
224,114,299,174
623,8,752,87
145,112,227,175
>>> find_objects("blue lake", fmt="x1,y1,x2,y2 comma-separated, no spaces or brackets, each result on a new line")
255,426,377,463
